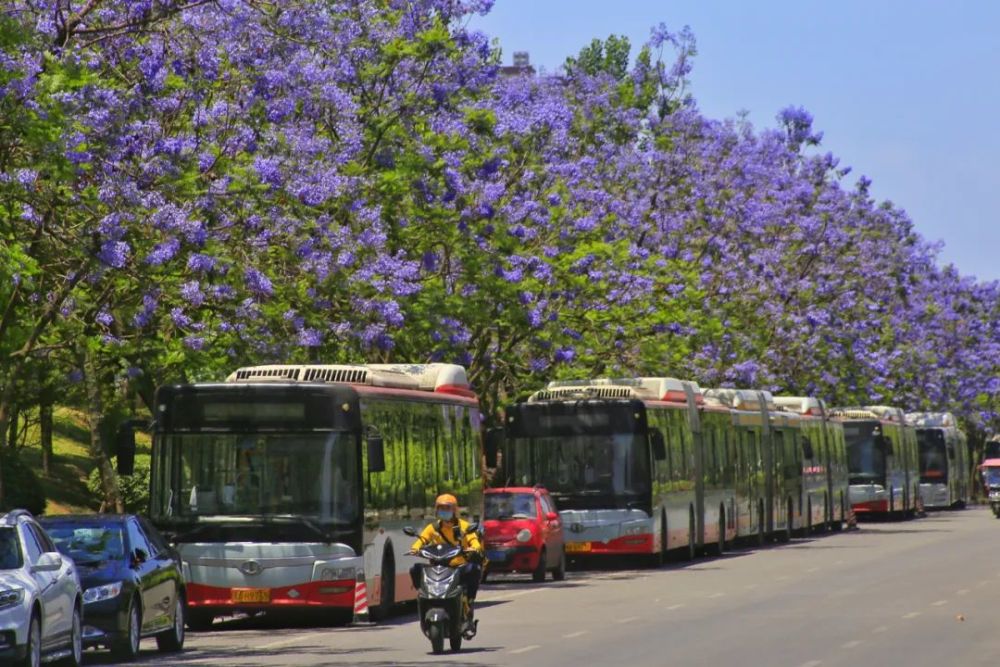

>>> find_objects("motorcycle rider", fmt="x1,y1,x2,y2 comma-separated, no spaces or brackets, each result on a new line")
409,493,484,634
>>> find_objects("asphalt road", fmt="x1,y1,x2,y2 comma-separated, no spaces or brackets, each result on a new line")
88,508,1000,667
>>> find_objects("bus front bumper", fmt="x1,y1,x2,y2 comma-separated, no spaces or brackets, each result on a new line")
186,579,356,610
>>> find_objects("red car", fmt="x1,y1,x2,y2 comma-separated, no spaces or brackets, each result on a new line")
482,486,566,582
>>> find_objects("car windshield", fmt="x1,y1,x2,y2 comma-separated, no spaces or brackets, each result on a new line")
0,528,23,570
43,523,125,565
485,493,536,520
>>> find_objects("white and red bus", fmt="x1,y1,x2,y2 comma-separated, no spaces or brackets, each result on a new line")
906,412,970,510
831,406,919,518
774,396,850,531
144,363,484,629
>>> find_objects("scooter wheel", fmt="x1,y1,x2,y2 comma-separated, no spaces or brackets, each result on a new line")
429,624,445,654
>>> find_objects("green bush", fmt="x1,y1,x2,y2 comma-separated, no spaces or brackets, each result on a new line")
86,460,150,514
1,449,47,515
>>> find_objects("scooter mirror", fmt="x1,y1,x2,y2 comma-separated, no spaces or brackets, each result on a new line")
402,526,417,537
465,522,479,534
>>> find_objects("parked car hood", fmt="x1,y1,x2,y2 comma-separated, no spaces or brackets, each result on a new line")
74,559,129,587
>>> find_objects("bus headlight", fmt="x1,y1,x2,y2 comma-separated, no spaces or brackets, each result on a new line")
516,529,533,543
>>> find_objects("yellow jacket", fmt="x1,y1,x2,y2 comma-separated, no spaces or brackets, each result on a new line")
410,518,483,567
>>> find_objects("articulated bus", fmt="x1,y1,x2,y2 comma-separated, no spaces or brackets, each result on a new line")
832,406,919,518
774,397,849,531
501,378,830,563
145,363,483,629
906,412,970,510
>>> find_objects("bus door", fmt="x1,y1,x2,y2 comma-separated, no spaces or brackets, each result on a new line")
683,383,705,548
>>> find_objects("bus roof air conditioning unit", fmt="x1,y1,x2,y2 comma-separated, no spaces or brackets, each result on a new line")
226,363,475,397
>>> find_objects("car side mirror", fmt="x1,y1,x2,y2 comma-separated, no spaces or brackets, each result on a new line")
32,552,63,573
116,422,137,476
546,512,559,521
132,548,148,566
366,428,385,473
402,526,417,537
484,427,503,469
649,429,667,461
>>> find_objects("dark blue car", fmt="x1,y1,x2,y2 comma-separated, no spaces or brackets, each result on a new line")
38,514,186,660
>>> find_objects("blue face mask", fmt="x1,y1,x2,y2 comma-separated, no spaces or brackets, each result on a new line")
436,509,455,521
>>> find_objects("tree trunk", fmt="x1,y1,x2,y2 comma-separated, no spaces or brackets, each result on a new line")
0,400,8,505
7,407,17,450
40,401,53,475
83,352,123,513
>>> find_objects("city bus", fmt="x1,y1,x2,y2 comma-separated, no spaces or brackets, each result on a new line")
831,406,919,518
774,396,849,531
502,377,738,562
906,412,970,510
702,389,802,542
137,363,483,629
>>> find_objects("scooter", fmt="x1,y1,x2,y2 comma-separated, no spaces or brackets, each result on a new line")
403,524,479,654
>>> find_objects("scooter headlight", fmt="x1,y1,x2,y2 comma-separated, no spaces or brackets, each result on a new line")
516,529,533,543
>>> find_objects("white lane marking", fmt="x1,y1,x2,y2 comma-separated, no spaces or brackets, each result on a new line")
616,616,639,624
666,604,685,610
258,632,326,650
834,560,845,565
956,589,970,596
745,583,759,590
510,645,540,655
800,661,823,667
776,575,790,581
842,640,862,649
902,612,921,619
707,592,725,599
931,600,948,607
563,631,587,639
654,598,661,603
872,626,888,634
479,588,542,602
806,567,820,573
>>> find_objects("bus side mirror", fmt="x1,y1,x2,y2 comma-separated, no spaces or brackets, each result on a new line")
116,422,136,476
650,429,667,461
875,436,890,455
947,446,955,460
484,427,503,469
367,429,385,473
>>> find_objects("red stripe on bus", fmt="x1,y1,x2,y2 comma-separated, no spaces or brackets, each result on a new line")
577,533,656,555
186,579,355,609
852,500,890,513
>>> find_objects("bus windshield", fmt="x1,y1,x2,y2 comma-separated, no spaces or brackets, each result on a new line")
507,433,651,502
154,431,358,523
844,423,886,485
983,467,1000,488
917,432,948,483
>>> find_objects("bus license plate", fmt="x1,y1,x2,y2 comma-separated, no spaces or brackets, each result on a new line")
232,588,270,603
565,542,591,553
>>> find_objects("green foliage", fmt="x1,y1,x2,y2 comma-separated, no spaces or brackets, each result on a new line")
0,449,46,515
86,460,150,514
566,35,632,79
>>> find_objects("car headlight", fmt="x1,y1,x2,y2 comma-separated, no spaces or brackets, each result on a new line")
516,529,533,543
83,582,123,605
0,588,24,609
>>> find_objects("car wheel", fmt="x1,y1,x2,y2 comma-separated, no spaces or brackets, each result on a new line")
156,595,186,652
19,611,40,667
551,548,566,581
57,604,82,666
532,548,547,582
112,597,141,660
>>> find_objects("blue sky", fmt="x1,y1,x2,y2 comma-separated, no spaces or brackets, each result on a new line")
471,0,1000,281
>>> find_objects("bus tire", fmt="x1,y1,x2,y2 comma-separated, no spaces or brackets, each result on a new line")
654,511,668,567
831,496,844,531
684,509,696,561
710,508,725,556
370,549,395,622
756,500,765,546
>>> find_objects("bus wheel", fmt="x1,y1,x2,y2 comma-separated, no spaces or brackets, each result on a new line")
710,509,725,556
831,497,845,531
684,510,696,561
654,512,668,567
370,552,395,622
756,501,765,546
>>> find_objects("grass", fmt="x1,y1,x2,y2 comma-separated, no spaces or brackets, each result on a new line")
13,407,151,515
